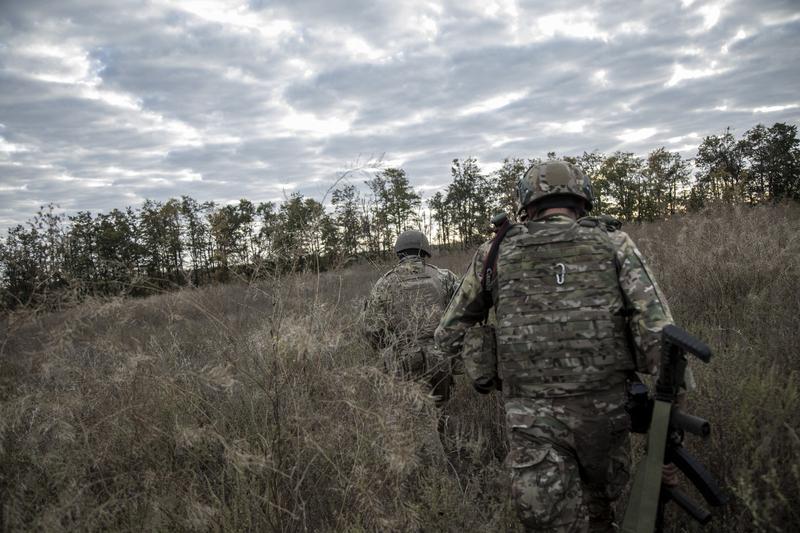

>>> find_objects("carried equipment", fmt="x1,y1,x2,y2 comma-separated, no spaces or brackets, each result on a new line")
622,325,728,533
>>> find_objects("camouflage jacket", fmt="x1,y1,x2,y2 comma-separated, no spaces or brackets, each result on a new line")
364,256,459,351
435,215,677,384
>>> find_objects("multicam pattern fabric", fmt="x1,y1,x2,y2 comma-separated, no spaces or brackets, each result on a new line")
506,388,630,532
434,214,676,531
462,324,497,383
363,256,459,397
435,215,673,377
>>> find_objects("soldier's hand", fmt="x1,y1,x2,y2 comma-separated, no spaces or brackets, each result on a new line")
473,376,500,394
662,463,680,487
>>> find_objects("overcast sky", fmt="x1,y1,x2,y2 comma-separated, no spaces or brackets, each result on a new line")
1,0,799,231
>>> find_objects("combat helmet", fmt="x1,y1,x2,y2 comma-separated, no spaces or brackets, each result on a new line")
394,230,431,258
517,160,594,215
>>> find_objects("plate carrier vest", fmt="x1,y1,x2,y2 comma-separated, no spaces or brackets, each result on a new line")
494,218,634,398
386,260,448,344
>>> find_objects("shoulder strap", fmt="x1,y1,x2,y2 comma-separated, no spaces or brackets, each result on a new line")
481,213,513,293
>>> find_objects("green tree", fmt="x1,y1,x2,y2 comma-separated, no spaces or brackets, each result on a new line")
94,208,140,293
693,128,746,207
366,168,421,254
574,152,608,213
255,201,278,261
272,194,327,271
64,210,98,293
428,191,450,246
1,206,67,308
208,203,247,281
331,184,362,258
597,152,643,222
492,157,528,219
446,157,492,246
740,122,800,203
180,196,213,285
642,148,691,219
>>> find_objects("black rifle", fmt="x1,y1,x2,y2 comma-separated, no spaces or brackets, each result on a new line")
622,325,728,533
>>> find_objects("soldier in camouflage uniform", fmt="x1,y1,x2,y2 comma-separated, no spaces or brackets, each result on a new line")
364,230,460,404
435,160,690,532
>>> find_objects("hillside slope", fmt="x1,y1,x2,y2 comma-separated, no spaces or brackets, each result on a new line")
1,204,798,532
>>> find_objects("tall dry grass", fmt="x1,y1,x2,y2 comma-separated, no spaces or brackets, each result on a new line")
1,204,798,532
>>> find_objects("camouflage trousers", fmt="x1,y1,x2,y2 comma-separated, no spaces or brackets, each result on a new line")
382,342,453,404
504,386,631,533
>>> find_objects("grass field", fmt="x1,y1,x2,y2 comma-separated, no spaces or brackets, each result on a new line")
1,204,798,532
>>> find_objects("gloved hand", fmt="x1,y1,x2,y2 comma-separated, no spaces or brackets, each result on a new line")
473,376,501,394
662,463,680,487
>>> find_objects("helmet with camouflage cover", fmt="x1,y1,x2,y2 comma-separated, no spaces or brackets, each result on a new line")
394,230,431,257
517,160,594,214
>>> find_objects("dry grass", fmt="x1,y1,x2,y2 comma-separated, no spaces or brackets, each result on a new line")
1,204,798,532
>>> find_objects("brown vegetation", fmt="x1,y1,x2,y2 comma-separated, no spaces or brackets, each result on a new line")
1,204,798,531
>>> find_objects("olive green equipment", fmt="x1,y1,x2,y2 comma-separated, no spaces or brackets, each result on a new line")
622,325,728,533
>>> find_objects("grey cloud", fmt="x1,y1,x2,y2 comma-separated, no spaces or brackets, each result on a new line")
1,0,799,232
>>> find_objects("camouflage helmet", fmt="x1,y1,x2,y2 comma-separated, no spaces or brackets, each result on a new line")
394,230,431,257
517,160,594,213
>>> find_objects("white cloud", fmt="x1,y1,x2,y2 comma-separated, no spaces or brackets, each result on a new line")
699,4,723,30
173,0,295,41
0,184,28,192
344,35,388,63
721,28,747,54
617,128,658,143
667,132,700,144
672,143,701,153
665,63,723,87
543,120,589,134
753,104,799,113
592,70,609,87
460,91,528,116
616,21,648,36
531,11,610,43
55,172,112,188
761,12,800,27
484,134,527,148
279,109,353,136
679,47,704,56
0,137,31,155
481,161,504,174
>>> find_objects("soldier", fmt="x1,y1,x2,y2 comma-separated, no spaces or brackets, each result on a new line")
363,230,459,405
434,160,691,532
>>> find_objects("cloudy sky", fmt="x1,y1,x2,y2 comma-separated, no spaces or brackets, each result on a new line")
1,0,799,231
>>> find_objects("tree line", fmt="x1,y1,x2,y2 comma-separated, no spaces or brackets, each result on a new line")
1,121,798,310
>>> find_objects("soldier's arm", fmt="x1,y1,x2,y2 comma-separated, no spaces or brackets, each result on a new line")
441,267,460,301
615,232,674,375
434,245,492,355
616,235,697,392
362,276,392,349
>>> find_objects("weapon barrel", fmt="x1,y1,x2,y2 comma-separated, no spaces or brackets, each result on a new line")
671,410,710,437
670,446,729,507
663,486,712,525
